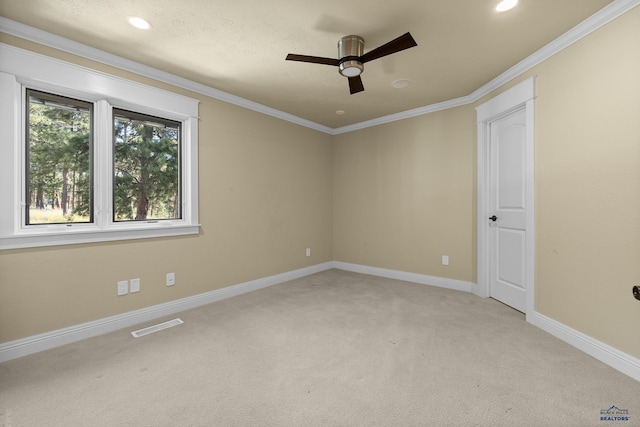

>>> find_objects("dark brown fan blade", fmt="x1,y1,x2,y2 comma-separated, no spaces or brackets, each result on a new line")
359,32,417,63
285,54,340,66
348,75,364,94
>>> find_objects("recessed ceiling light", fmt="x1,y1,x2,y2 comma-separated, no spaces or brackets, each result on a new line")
335,110,346,115
391,79,411,89
127,16,151,30
495,0,518,12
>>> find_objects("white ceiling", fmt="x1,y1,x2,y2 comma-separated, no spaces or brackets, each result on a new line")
0,0,614,128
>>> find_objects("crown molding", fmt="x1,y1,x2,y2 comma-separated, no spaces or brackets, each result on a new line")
466,0,640,104
1,0,638,135
331,95,474,135
0,16,334,135
332,0,639,134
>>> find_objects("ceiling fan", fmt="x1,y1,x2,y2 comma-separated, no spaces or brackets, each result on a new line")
286,32,417,95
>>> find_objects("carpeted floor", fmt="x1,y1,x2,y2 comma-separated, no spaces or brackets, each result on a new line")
1,269,638,426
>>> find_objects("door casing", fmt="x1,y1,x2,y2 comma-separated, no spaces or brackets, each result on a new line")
476,77,536,318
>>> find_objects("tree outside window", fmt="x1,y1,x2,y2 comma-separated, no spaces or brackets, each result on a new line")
26,90,92,225
113,109,181,222
1,44,200,250
25,94,182,226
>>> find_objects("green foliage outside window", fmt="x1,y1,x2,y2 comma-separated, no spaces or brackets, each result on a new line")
26,90,92,224
113,110,181,221
26,91,181,226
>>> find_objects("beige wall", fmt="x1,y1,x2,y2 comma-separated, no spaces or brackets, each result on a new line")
0,36,334,342
530,6,640,358
333,7,640,359
2,5,640,361
332,107,477,282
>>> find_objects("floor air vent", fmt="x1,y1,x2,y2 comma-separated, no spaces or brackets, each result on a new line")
131,318,184,338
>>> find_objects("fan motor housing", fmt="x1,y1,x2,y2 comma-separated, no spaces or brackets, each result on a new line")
338,35,364,77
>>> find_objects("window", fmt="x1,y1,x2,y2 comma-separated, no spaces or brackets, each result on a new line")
112,109,181,222
0,44,200,250
26,89,94,225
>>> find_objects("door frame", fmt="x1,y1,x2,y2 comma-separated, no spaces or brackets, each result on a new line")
475,77,536,318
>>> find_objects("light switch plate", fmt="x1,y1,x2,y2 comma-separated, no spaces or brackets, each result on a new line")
117,280,129,296
166,273,175,286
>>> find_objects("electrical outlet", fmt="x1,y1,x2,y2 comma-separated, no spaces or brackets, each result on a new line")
306,248,311,257
442,255,449,266
166,272,175,287
117,280,129,296
130,278,140,293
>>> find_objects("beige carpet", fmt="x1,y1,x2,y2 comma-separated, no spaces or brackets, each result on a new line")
1,269,638,426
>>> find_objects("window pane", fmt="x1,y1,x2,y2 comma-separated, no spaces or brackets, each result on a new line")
113,109,181,221
26,90,93,225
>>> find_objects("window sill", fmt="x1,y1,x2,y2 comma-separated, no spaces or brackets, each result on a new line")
0,224,201,250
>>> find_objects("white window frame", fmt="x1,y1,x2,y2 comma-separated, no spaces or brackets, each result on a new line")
0,44,200,250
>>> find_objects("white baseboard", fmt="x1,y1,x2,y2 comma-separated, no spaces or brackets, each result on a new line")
0,261,333,362
332,261,475,293
3,261,639,383
332,261,640,382
528,311,640,382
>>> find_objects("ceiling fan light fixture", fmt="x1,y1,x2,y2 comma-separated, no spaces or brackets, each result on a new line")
339,60,364,77
338,35,365,77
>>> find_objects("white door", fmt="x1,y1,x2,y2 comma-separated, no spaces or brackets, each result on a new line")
488,108,527,312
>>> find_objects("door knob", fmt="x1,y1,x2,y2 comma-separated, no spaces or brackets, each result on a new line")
489,215,497,222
